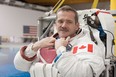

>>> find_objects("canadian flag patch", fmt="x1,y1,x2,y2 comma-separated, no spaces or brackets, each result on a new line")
72,44,93,54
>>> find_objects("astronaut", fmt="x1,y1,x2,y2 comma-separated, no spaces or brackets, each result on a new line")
14,5,105,77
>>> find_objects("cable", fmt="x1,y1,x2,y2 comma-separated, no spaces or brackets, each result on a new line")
88,26,98,45
104,29,116,58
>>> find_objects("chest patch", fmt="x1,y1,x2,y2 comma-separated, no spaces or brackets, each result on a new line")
72,44,93,54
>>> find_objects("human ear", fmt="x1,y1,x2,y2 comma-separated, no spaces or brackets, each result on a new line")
75,22,79,30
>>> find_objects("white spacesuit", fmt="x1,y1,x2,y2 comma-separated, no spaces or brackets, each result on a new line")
14,28,105,77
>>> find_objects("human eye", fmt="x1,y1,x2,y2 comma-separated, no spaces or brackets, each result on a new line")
57,20,63,24
67,20,73,24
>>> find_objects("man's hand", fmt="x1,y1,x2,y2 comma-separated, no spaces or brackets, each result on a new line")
32,37,56,52
55,36,70,50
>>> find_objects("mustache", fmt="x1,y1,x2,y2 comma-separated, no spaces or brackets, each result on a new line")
58,27,69,32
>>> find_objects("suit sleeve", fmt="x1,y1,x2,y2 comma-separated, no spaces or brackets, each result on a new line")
14,43,37,72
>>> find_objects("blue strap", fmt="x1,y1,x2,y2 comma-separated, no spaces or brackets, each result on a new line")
54,53,62,63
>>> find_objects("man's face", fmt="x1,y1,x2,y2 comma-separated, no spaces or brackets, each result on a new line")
55,11,79,38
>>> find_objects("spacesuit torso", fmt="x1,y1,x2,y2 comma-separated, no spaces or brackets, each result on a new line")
14,28,105,77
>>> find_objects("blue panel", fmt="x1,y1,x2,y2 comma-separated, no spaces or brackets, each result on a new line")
0,48,30,77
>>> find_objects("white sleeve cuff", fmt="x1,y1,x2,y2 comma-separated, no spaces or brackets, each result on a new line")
25,43,37,58
56,46,66,55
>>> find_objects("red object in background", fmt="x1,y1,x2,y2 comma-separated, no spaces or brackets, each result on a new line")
39,48,57,63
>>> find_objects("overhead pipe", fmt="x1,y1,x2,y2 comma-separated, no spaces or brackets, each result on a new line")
110,0,116,10
91,0,99,8
45,0,65,16
52,0,65,13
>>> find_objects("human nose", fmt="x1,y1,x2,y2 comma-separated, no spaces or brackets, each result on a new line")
61,22,67,27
